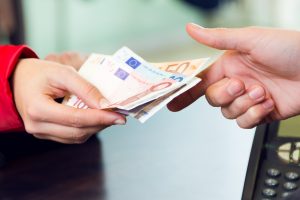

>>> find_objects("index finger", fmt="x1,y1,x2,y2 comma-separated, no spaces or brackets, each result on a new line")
167,59,224,111
50,66,104,109
167,81,204,112
34,97,126,127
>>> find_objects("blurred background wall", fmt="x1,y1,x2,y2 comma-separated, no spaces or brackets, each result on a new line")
18,0,300,59
1,0,300,59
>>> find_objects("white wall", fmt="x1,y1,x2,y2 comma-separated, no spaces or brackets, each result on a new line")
23,0,205,58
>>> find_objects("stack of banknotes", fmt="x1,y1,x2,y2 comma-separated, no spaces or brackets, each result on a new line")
63,47,214,123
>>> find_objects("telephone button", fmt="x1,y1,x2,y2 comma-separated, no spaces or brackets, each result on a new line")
281,191,293,198
262,188,277,197
267,168,281,177
285,172,300,181
264,178,279,187
283,182,298,191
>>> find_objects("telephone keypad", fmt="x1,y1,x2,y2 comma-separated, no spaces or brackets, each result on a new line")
260,167,300,199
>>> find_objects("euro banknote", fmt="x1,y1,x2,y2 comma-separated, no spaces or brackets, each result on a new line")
64,47,214,122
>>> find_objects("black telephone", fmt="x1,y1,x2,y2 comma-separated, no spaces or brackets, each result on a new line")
242,116,300,199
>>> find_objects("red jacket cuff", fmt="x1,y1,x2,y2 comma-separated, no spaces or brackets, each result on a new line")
0,45,38,132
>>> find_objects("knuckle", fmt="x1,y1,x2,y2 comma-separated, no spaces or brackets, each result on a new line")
26,106,41,121
71,129,88,144
62,65,76,74
44,54,57,61
232,98,245,114
221,107,235,119
94,112,113,126
205,90,220,107
236,117,254,129
24,122,38,134
213,28,229,47
64,51,75,57
214,39,226,49
85,84,99,97
61,52,73,62
236,120,252,129
209,37,219,48
62,52,71,58
247,107,262,124
69,110,83,128
237,106,263,129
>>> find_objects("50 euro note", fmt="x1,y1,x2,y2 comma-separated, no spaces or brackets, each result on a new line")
63,47,215,122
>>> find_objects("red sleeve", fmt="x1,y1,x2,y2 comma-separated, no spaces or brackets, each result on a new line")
0,45,38,132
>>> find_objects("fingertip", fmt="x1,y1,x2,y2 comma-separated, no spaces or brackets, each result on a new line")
227,79,245,97
186,23,202,33
95,110,127,126
167,94,192,112
236,99,274,129
205,78,244,107
262,99,274,111
186,23,205,32
248,85,265,101
114,118,126,125
167,102,180,112
114,112,127,125
186,23,209,43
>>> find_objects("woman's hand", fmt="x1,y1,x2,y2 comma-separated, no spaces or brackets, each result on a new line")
12,58,126,144
45,52,87,70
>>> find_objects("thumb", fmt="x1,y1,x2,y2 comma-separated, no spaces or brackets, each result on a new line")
56,67,105,109
186,23,256,52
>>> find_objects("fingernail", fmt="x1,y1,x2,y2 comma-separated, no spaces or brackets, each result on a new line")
99,98,110,109
227,81,243,96
262,99,274,110
114,119,126,125
248,87,264,100
189,23,205,29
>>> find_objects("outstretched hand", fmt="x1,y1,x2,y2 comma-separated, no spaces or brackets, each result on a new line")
168,24,300,128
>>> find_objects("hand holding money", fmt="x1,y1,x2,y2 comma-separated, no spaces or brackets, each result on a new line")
64,47,213,122
12,58,125,144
